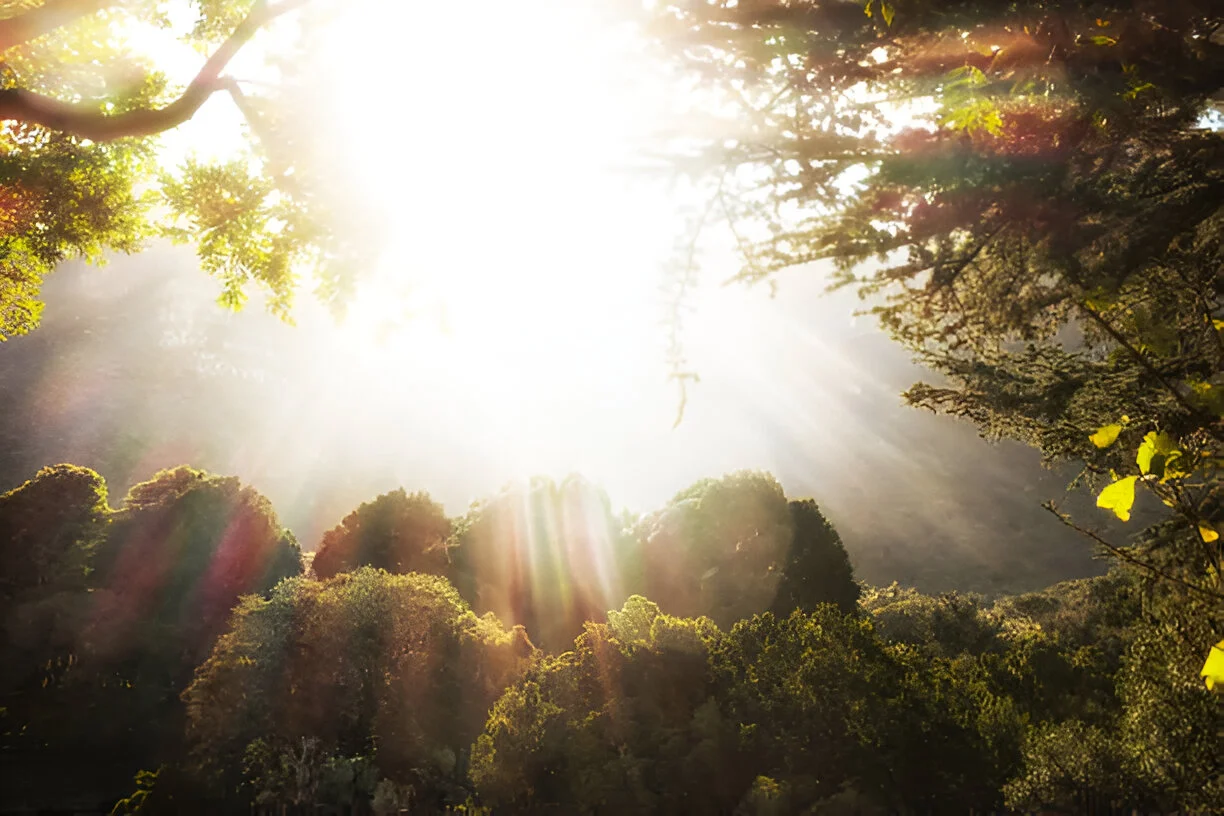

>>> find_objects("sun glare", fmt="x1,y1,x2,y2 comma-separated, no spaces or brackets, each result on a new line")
315,1,679,405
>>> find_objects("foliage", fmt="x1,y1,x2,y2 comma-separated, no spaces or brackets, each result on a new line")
0,0,366,337
772,499,860,615
633,471,861,628
0,463,301,811
644,0,1224,748
92,465,302,669
0,129,154,338
644,0,1223,527
0,462,108,604
110,767,161,816
0,458,1220,812
449,474,633,653
473,598,1001,813
311,487,452,580
181,567,536,812
470,595,729,813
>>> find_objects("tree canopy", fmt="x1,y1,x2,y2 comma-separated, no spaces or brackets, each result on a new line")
1,460,1221,813
311,488,452,581
0,0,367,339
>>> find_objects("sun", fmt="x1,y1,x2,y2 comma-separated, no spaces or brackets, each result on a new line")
308,0,681,402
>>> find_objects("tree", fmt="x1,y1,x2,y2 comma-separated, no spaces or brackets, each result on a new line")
771,498,859,615
644,0,1223,694
0,462,108,605
450,475,633,653
470,595,730,813
0,464,110,810
0,464,303,811
91,465,302,670
311,488,452,580
634,471,793,628
634,472,859,627
472,598,999,813
0,0,364,340
181,568,535,813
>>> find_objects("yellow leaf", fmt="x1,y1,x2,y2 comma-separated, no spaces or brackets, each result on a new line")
880,0,895,26
1097,476,1138,522
1136,431,1179,476
1090,423,1123,448
1199,522,1219,543
1202,640,1224,691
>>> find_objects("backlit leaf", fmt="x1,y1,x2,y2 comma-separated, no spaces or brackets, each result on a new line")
1199,522,1219,543
1136,431,1179,477
1202,641,1224,691
1096,476,1137,522
1090,424,1122,448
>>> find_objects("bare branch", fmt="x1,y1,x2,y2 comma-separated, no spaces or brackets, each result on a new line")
0,0,311,141
0,0,109,53
1043,501,1221,602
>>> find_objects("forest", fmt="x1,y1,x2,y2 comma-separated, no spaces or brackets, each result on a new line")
0,464,1217,814
1,0,1223,813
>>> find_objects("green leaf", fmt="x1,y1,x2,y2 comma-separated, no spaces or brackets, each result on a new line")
1202,640,1224,691
1136,431,1180,477
1090,35,1117,46
1089,424,1123,448
1096,476,1137,522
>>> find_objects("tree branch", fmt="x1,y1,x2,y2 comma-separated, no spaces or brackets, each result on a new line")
1077,300,1223,439
0,0,109,53
0,0,310,141
1043,501,1221,602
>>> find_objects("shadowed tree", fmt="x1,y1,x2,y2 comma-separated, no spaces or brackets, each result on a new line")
449,475,632,653
311,488,452,580
91,465,302,671
634,471,793,628
771,498,860,615
0,464,110,808
0,462,108,605
634,472,860,627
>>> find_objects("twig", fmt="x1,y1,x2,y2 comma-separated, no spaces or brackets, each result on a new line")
1043,501,1221,602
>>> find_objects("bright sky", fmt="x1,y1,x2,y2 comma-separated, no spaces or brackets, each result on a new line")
0,0,1108,593
143,0,773,474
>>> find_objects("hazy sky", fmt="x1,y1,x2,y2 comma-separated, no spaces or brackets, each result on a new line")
0,0,1127,595
0,246,1115,595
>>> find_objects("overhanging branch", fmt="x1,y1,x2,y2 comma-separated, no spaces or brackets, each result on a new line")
1043,501,1221,602
0,0,311,141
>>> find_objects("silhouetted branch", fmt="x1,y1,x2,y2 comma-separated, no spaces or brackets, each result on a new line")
0,0,311,141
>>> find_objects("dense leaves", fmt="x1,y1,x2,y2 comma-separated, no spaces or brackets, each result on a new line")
634,472,859,628
311,488,452,580
0,464,301,812
449,475,633,653
1,460,1222,813
0,0,364,337
178,568,535,812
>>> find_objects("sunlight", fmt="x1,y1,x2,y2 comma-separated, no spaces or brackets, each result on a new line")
314,0,679,422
